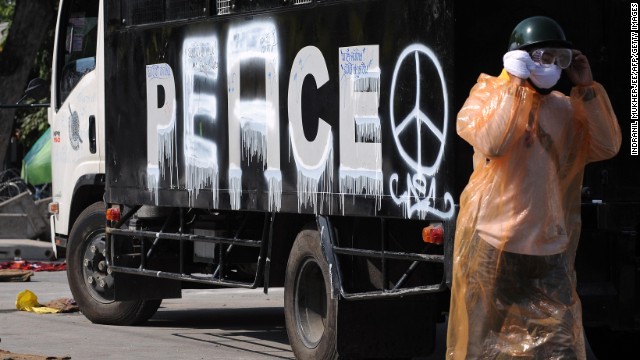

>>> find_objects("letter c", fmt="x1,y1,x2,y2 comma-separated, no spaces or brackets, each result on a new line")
287,46,332,169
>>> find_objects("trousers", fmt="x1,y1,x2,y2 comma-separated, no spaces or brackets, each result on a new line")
463,237,584,359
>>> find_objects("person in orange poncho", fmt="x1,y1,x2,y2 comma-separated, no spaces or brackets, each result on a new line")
447,16,621,359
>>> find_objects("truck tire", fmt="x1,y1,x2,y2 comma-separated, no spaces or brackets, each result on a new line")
284,229,339,360
67,202,161,325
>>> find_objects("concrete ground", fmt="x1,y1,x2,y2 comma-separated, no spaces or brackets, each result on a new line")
0,240,602,359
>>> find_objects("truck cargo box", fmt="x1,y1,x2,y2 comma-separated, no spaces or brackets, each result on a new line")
104,0,456,222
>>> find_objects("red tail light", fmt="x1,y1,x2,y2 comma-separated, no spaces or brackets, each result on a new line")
106,207,121,222
422,224,444,245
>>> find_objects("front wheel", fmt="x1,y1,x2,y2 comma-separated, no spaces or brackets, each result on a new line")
67,202,161,325
284,229,339,360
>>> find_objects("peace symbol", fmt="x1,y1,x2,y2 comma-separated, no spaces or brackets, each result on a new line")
389,44,449,176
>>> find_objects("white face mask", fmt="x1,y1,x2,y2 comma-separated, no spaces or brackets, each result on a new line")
528,63,562,89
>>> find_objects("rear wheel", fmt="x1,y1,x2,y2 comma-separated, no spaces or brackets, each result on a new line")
284,229,338,360
67,202,161,325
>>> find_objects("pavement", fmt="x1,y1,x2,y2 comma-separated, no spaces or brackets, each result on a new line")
0,239,597,360
0,239,55,261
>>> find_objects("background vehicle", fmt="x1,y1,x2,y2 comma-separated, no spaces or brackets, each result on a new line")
46,0,637,358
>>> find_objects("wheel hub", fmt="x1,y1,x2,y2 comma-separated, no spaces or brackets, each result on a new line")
82,232,114,303
295,258,327,348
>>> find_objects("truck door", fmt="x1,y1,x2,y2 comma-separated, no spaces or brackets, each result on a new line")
50,0,102,237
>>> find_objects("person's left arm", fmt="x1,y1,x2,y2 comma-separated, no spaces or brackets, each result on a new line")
567,51,621,162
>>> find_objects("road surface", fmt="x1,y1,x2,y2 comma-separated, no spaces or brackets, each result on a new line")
0,270,448,359
1,269,604,359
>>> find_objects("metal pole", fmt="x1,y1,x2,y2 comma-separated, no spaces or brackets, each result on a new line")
0,103,50,109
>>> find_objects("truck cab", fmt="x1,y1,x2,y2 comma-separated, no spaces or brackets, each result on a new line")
48,0,105,252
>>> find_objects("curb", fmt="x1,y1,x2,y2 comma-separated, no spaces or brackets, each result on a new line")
0,239,55,261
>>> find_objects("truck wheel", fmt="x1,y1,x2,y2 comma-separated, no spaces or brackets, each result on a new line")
67,202,161,325
284,230,339,360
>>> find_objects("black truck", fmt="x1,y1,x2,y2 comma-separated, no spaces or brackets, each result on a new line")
45,0,636,358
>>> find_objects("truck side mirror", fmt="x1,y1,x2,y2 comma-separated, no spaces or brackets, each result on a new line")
18,78,50,104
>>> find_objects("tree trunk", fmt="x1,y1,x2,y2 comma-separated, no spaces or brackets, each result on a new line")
0,0,55,169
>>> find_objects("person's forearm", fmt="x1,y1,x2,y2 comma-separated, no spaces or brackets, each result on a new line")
571,82,621,161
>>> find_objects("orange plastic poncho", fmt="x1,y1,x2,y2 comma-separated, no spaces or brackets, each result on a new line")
447,72,621,359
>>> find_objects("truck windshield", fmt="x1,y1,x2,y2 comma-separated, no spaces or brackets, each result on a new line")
57,0,98,107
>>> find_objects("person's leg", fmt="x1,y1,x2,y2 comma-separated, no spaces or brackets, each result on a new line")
526,252,581,359
464,239,507,358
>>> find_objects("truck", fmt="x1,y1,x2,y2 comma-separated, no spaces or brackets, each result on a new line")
39,0,636,358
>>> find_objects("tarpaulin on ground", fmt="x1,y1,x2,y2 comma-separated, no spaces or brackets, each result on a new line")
15,289,78,314
0,260,66,271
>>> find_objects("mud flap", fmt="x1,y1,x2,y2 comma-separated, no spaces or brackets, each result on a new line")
336,294,436,358
113,273,181,301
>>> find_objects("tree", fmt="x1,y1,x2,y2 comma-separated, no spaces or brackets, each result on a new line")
0,0,56,169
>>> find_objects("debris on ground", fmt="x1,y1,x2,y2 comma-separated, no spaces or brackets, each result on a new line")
0,269,34,282
0,349,70,360
0,260,65,282
0,260,66,272
43,298,78,313
15,290,78,314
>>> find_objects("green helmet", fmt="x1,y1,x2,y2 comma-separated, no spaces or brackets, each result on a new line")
508,16,572,51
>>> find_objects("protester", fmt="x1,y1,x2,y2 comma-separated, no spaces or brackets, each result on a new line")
446,16,621,359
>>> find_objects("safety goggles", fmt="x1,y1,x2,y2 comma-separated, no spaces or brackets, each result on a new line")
529,48,573,69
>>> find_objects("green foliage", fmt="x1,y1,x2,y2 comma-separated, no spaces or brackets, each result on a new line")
0,0,15,22
11,0,59,149
0,0,15,51
16,15,56,148
18,106,48,148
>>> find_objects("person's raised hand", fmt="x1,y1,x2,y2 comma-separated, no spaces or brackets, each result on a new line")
565,50,593,86
503,50,534,79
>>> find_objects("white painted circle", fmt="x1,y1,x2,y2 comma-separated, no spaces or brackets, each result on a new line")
389,44,449,176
